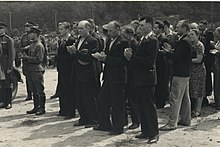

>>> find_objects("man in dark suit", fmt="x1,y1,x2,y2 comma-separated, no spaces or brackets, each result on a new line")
198,20,214,106
124,16,159,144
67,20,98,127
153,20,169,109
92,21,129,135
87,18,104,95
56,22,76,118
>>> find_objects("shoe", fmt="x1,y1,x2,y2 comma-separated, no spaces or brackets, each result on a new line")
50,93,59,99
25,96,32,101
108,129,124,135
177,121,190,126
56,113,64,116
73,121,86,126
93,125,111,131
84,123,97,128
135,133,149,139
159,124,177,131
191,111,201,118
35,109,46,115
63,115,76,120
26,108,38,114
128,123,139,129
147,135,159,144
5,104,12,109
0,103,6,108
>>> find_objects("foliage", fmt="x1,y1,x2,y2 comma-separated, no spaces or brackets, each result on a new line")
0,1,219,32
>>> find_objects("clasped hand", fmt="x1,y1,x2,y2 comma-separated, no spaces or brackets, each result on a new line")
162,43,172,53
92,52,106,62
66,45,77,54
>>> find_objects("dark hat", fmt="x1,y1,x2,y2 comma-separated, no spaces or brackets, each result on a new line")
29,26,42,34
24,21,35,27
0,22,7,29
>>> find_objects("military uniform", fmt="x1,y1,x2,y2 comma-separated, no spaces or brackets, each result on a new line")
0,26,15,109
24,27,46,115
20,32,33,100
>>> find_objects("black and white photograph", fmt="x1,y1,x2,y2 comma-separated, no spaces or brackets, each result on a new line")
0,1,220,146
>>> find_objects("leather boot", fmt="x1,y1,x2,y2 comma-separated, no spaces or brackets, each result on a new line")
5,88,12,109
26,94,39,114
35,95,46,115
25,92,32,101
0,87,6,108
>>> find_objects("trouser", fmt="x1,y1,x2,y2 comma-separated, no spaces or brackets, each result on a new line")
0,73,13,105
204,55,214,96
55,71,61,95
26,71,46,110
25,76,32,97
0,86,12,105
75,79,97,123
97,81,125,130
135,86,158,137
214,56,220,108
125,84,139,125
59,71,75,116
155,70,169,108
168,76,191,127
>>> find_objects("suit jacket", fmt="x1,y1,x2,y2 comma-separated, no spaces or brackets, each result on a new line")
156,34,168,73
103,35,129,84
130,33,158,87
75,34,98,83
56,35,76,72
166,34,192,77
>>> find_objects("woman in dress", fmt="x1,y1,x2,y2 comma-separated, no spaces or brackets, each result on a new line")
188,29,206,117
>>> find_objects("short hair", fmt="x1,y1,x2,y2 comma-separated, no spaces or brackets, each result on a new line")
139,16,154,26
130,20,139,26
155,20,164,31
179,20,190,31
199,20,208,25
109,21,121,30
122,25,135,35
59,22,70,29
190,29,200,36
78,20,92,30
190,22,198,29
163,20,170,28
87,18,95,29
215,27,220,34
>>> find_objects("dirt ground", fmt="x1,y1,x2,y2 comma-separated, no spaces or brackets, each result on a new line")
0,68,220,147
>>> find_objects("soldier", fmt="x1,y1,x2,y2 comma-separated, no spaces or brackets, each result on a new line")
20,21,35,101
23,26,46,115
0,22,15,109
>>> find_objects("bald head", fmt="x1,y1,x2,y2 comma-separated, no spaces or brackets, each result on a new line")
78,20,91,37
105,21,121,39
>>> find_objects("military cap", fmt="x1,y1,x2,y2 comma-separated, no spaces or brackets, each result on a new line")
0,22,7,29
29,26,42,34
24,21,35,27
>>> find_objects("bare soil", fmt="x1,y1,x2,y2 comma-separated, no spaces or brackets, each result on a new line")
0,68,220,147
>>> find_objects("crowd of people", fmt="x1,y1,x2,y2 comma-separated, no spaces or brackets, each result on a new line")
0,16,220,144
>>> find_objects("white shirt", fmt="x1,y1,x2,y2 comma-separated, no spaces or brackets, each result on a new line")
109,38,117,51
77,37,85,50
